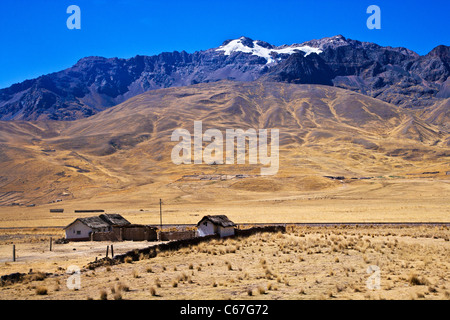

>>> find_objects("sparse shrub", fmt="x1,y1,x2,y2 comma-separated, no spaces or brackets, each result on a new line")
336,284,345,293
146,267,153,273
117,283,129,292
99,290,108,300
133,269,140,278
258,286,266,295
124,256,133,264
150,287,157,296
247,288,253,296
35,286,48,295
408,274,429,286
113,292,122,300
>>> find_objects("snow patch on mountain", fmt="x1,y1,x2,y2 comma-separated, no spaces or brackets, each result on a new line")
216,37,322,64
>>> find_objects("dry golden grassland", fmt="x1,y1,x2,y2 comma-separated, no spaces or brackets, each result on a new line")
1,225,449,300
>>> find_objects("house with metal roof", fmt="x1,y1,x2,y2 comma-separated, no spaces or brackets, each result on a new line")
64,214,131,241
196,215,236,238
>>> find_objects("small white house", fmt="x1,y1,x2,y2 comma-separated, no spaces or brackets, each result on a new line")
64,214,130,241
197,215,236,238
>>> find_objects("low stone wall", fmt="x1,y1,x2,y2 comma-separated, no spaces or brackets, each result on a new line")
86,226,286,270
235,225,286,237
160,230,196,241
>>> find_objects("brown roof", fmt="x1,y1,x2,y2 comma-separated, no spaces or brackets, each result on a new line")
99,214,130,226
197,215,235,228
64,214,130,230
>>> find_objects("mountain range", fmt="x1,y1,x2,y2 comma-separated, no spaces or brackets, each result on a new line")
1,35,449,122
0,35,449,207
0,81,449,206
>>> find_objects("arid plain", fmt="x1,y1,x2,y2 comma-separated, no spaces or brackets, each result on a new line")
0,82,448,299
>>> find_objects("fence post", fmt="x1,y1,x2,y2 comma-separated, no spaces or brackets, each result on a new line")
106,245,109,258
13,244,16,262
50,237,53,251
111,245,114,258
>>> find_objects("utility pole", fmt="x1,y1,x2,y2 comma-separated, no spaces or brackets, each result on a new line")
159,199,163,241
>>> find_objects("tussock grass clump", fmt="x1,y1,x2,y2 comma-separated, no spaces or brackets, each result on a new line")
117,283,130,292
99,290,108,300
113,292,122,300
150,287,157,296
408,274,429,286
35,286,48,295
25,272,47,283
258,286,266,295
124,256,133,264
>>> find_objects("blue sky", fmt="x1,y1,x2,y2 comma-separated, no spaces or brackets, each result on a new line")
0,0,448,89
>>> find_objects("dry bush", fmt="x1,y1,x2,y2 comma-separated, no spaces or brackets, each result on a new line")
35,286,48,295
408,274,429,286
99,290,108,300
258,286,266,295
113,292,122,300
124,256,133,264
117,283,130,292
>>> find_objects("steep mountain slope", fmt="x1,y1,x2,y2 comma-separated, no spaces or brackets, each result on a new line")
0,81,448,206
0,36,448,121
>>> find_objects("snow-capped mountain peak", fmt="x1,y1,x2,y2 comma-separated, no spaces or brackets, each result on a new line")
216,37,322,64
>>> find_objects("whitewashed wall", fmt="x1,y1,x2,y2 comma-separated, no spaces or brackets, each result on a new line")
197,220,216,237
65,221,93,240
